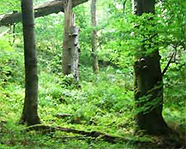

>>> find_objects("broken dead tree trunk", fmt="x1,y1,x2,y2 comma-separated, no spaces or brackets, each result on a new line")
0,0,88,27
69,25,80,82
62,1,80,82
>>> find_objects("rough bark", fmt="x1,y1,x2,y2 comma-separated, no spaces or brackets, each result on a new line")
20,0,40,126
69,25,80,82
133,0,170,135
133,0,155,16
90,0,99,73
62,1,80,82
0,0,88,27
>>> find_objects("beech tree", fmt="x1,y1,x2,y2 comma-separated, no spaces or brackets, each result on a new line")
90,0,99,73
20,0,40,125
133,0,170,134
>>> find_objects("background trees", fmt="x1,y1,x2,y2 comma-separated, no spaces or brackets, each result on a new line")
90,0,99,73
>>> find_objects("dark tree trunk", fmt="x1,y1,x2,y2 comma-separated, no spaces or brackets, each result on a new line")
91,0,99,73
20,0,40,126
133,0,169,135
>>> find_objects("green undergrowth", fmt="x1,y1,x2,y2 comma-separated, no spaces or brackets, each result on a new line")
0,39,185,148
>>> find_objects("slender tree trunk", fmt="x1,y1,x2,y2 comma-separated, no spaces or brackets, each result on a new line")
133,0,169,135
20,0,40,126
62,0,72,75
91,0,99,73
62,0,80,82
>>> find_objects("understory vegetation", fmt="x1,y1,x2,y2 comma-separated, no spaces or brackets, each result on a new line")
0,35,185,148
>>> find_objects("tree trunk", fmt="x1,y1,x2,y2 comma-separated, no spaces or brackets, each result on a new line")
0,0,88,27
69,24,80,82
62,1,80,82
133,0,169,135
20,0,40,126
62,0,72,75
90,0,99,73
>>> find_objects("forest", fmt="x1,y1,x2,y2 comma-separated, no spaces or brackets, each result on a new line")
0,0,186,148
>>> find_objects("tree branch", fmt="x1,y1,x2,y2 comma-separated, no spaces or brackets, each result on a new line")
162,52,175,76
0,0,88,27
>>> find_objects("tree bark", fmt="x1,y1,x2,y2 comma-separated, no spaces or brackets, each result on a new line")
69,24,80,82
90,0,99,73
0,0,88,27
133,0,169,135
62,0,73,75
20,0,40,126
62,1,80,82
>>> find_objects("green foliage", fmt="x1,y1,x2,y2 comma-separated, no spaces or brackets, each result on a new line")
0,0,20,14
156,0,186,48
0,0,185,148
0,36,24,86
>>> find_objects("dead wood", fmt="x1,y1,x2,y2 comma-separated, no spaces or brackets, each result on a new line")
25,124,164,147
0,0,88,27
24,124,186,148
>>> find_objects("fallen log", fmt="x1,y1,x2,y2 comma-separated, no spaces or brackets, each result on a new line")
25,124,169,148
25,124,186,148
26,124,120,143
0,0,88,27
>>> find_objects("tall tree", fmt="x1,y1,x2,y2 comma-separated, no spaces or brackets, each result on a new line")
20,0,40,125
133,0,169,135
90,0,99,73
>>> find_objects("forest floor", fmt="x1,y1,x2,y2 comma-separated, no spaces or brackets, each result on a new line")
0,65,186,149
0,40,186,148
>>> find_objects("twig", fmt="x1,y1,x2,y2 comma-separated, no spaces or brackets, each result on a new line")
162,52,175,76
0,28,10,37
